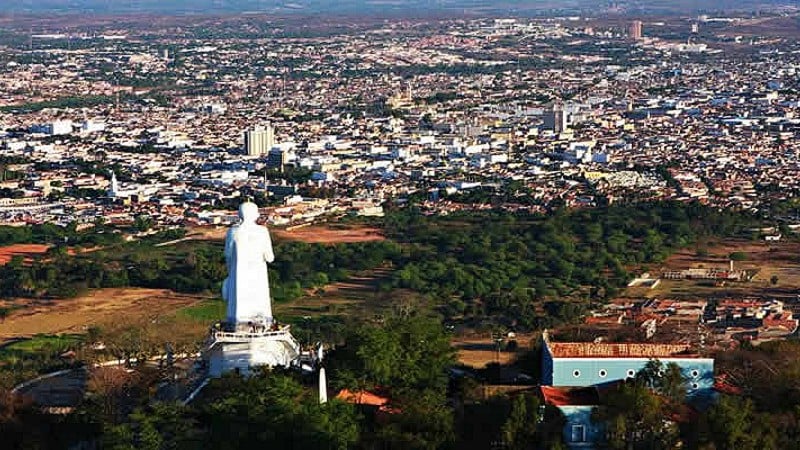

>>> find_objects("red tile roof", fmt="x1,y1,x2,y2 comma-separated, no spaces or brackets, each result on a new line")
540,386,600,406
335,389,402,414
547,342,695,359
713,375,743,395
336,389,389,407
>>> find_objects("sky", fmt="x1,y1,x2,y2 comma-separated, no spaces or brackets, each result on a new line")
1,0,792,15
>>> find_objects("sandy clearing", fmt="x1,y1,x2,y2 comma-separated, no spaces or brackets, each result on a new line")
453,337,516,368
0,244,105,265
662,240,800,271
272,226,385,244
0,288,204,340
0,244,51,265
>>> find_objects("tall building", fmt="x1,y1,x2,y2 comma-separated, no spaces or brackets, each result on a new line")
543,102,569,133
267,147,291,171
629,20,643,40
244,125,275,156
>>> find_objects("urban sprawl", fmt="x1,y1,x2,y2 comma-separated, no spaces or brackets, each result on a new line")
2,16,799,229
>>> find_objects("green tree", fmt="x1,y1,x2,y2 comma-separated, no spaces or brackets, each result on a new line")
729,252,748,261
636,359,686,403
102,402,199,450
199,371,359,450
374,390,454,450
704,395,776,450
333,313,455,393
134,216,154,233
501,394,549,450
592,381,680,450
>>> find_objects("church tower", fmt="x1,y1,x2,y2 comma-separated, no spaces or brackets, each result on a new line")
108,171,119,197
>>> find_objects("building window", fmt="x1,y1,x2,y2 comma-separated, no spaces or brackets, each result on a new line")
573,369,581,378
599,369,608,378
691,369,700,378
626,369,636,378
571,425,586,442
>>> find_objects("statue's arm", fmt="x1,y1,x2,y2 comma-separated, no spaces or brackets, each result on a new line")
264,229,275,263
224,229,235,267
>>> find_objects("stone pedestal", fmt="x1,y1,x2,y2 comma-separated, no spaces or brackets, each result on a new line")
206,325,300,377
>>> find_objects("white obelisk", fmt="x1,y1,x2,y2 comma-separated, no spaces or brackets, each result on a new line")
319,367,328,404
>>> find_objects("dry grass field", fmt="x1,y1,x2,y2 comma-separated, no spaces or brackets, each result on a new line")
717,15,800,38
626,239,800,301
453,337,516,367
0,243,106,264
0,288,205,341
0,224,387,345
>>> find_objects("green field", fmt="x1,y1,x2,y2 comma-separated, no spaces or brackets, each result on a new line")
174,300,226,323
0,334,83,388
1,334,82,356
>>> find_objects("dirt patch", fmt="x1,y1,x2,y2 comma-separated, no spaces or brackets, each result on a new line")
0,244,105,265
272,226,385,244
0,288,204,340
184,227,227,241
454,339,515,368
185,225,385,245
718,16,800,38
452,334,535,368
661,240,785,271
0,244,51,265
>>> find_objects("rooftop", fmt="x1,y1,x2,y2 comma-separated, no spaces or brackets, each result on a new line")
543,331,697,359
336,389,389,407
547,341,695,358
540,385,599,406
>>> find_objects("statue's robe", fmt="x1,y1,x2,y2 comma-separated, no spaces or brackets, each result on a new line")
222,221,275,325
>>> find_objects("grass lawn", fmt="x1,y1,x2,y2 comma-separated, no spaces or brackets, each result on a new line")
0,334,84,387
1,334,82,356
175,300,226,323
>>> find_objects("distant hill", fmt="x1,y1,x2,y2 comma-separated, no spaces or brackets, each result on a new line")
2,0,798,15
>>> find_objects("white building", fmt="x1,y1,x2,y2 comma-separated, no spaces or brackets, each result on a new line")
244,125,275,156
81,120,106,134
41,120,73,136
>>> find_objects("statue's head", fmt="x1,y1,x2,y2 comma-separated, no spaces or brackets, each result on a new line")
238,201,259,224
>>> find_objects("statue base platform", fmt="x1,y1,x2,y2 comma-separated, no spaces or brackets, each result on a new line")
205,324,300,377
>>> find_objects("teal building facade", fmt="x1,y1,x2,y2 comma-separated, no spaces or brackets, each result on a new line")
540,331,715,448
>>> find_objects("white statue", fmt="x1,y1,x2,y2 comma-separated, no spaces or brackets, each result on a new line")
221,202,275,326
